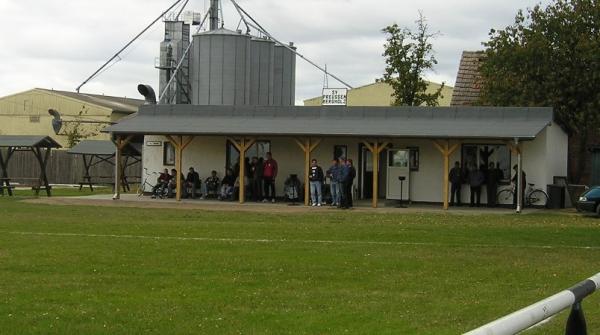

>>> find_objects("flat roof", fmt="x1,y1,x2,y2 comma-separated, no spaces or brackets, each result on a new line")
0,135,62,148
105,105,554,140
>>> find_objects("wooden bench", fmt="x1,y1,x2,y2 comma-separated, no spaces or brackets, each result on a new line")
10,178,50,196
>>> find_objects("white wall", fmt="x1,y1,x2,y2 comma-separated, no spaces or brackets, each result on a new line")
140,127,568,204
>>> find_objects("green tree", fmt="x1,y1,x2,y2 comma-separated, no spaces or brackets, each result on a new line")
63,107,97,148
382,12,445,106
480,0,600,182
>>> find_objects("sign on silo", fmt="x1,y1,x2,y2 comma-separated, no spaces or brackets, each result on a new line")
322,88,347,106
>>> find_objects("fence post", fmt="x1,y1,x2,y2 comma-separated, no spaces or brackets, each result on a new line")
565,302,587,335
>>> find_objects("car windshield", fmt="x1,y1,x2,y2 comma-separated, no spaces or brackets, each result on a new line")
583,187,600,198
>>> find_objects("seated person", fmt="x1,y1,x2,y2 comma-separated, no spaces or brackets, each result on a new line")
219,168,235,201
184,167,201,199
204,170,220,198
167,169,185,198
151,168,171,198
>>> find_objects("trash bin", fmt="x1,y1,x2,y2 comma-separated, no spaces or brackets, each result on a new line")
547,184,565,209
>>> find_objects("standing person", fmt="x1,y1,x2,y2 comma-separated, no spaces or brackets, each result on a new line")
326,158,341,206
340,158,356,209
346,159,356,208
309,159,324,206
468,164,485,207
248,157,257,200
512,164,527,208
253,157,264,202
262,152,278,203
449,161,463,206
486,162,499,207
184,167,201,199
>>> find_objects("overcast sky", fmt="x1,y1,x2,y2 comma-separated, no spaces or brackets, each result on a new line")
0,0,551,104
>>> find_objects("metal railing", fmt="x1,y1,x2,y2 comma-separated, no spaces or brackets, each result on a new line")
464,273,600,335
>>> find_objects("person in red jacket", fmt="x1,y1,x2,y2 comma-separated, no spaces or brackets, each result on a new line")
262,152,278,203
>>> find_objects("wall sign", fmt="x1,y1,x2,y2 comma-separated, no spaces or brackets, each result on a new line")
322,88,348,106
146,141,162,146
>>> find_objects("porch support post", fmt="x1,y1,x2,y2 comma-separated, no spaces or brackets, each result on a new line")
294,138,322,206
227,137,256,204
112,134,133,200
167,135,195,202
509,138,523,214
433,139,459,210
362,140,390,208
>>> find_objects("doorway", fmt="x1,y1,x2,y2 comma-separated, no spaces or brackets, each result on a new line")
358,144,387,199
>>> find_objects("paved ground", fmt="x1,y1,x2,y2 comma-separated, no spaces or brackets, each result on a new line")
23,193,567,215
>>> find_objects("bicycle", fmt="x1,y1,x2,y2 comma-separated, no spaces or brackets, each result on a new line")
137,168,159,197
496,183,549,207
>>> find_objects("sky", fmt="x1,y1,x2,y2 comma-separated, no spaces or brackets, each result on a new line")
0,0,551,104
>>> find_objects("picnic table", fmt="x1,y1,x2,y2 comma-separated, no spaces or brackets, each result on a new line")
0,136,60,197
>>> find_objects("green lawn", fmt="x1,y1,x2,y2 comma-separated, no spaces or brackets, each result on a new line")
0,197,599,334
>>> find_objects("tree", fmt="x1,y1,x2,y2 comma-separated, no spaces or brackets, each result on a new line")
479,0,600,182
62,107,98,148
382,12,445,106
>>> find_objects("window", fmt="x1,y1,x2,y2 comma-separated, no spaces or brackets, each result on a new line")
333,145,347,160
388,150,409,168
226,140,271,170
163,141,175,166
408,147,419,171
461,144,511,181
29,116,40,123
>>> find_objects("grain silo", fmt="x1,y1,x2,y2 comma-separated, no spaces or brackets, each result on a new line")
273,43,296,106
249,37,275,106
189,28,251,105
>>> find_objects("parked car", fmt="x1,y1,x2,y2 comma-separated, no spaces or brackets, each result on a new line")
578,186,600,215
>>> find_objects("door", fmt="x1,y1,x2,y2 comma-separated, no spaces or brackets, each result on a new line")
386,149,410,200
361,147,373,199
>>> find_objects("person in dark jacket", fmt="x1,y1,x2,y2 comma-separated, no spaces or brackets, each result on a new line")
184,167,201,199
253,157,264,202
219,168,235,200
326,158,342,206
486,162,499,207
449,161,463,206
309,159,325,206
167,169,185,198
204,170,220,198
340,158,356,209
468,164,485,207
152,168,171,198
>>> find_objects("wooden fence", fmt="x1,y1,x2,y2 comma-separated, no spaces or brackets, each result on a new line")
5,150,141,185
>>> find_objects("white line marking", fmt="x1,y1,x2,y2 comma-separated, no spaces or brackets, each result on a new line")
6,231,600,251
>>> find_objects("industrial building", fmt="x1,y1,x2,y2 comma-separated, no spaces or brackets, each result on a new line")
303,81,453,107
104,0,568,210
0,88,143,148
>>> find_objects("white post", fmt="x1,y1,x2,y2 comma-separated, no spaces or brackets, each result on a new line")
515,138,522,214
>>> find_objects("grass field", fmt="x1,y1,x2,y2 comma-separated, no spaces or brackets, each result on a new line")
1,196,599,334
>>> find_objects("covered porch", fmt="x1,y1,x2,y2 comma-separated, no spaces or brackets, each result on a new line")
105,105,560,211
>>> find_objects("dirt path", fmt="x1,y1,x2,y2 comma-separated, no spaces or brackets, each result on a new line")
20,195,556,215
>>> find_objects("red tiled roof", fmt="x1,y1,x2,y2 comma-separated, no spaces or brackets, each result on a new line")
450,51,486,106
